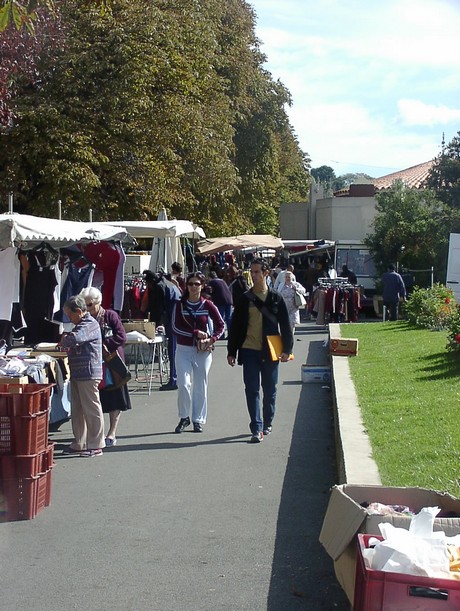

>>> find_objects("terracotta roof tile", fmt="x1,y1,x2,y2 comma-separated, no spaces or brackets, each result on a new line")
373,160,435,190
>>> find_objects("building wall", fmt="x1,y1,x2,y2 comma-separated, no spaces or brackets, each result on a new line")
315,196,377,241
279,201,309,240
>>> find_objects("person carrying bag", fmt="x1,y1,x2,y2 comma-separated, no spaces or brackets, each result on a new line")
80,287,132,448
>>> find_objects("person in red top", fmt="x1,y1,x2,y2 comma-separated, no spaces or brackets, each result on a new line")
172,272,224,434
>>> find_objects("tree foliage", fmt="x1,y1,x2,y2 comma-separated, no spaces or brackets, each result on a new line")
426,131,460,208
0,0,310,235
364,180,459,282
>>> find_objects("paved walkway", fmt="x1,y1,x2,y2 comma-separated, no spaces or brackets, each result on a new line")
0,321,350,611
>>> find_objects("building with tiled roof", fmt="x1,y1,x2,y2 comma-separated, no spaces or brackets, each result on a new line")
280,159,436,245
373,159,434,191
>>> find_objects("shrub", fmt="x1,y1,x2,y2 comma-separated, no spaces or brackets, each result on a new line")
446,304,460,350
405,283,456,331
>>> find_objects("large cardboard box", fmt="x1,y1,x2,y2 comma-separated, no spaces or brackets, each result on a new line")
319,484,460,604
330,337,358,356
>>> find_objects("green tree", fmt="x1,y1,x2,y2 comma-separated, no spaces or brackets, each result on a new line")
311,165,335,189
0,0,311,235
426,131,460,208
364,180,459,282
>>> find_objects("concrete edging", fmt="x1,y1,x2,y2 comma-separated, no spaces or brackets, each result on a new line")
329,323,382,485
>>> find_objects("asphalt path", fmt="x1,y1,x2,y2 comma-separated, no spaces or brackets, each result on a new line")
0,321,350,610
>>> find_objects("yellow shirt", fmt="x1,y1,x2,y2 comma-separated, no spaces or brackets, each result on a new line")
242,288,268,351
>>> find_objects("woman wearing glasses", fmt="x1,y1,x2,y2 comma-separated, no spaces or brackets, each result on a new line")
172,272,224,433
79,287,131,446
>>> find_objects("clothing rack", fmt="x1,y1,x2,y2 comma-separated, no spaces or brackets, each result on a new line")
317,276,355,289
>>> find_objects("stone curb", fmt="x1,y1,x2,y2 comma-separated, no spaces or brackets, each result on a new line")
329,323,382,485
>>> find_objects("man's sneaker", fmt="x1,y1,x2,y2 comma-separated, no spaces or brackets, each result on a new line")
175,417,191,433
263,426,272,436
250,432,263,443
193,422,203,433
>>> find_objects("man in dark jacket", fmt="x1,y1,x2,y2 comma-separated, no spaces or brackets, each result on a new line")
207,271,233,334
382,264,406,321
227,258,293,443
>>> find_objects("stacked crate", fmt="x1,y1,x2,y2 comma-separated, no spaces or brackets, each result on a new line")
0,383,54,521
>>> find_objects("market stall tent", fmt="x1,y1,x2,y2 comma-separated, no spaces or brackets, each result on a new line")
101,219,205,240
102,218,206,273
196,234,284,256
0,213,134,249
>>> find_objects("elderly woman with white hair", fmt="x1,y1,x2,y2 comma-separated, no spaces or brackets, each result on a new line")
79,287,131,446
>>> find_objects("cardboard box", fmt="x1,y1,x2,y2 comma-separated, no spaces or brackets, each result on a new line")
0,376,29,385
319,484,460,604
330,337,358,356
301,365,331,384
122,320,156,339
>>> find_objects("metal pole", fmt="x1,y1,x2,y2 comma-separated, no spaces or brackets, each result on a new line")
89,208,92,222
58,200,62,220
8,192,13,213
431,266,434,288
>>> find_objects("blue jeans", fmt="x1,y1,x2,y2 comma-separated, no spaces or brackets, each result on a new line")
240,348,279,434
217,304,233,332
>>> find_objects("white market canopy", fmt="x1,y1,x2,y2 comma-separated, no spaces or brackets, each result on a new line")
0,213,135,249
196,234,284,256
102,220,205,240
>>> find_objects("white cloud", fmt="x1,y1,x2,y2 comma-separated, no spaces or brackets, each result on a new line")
250,0,460,176
397,100,460,127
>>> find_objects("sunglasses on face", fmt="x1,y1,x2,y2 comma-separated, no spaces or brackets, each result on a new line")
187,281,201,286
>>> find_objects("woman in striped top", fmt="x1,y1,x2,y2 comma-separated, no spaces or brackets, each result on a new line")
172,272,224,434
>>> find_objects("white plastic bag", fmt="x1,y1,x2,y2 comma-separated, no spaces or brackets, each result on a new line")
368,507,452,579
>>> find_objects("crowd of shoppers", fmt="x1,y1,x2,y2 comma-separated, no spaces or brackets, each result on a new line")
56,255,316,454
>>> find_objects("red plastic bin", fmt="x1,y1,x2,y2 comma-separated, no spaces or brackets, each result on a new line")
354,533,460,610
0,409,49,455
0,467,53,521
0,443,54,478
0,383,54,417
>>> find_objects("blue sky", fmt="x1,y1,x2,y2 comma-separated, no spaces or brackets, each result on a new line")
250,0,460,178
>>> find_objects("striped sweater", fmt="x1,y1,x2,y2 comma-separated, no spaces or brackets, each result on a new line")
172,298,224,347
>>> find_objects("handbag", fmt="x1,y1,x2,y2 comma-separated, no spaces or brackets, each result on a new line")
294,289,306,309
103,349,131,390
196,338,214,353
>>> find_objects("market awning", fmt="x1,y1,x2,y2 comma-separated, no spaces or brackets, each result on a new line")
101,220,205,240
196,234,283,256
282,239,336,257
0,213,135,249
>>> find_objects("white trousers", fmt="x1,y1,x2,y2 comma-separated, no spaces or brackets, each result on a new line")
175,344,212,424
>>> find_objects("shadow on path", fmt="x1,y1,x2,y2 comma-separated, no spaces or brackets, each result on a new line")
267,383,350,610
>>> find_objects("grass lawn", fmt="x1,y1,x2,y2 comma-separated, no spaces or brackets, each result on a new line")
340,321,460,498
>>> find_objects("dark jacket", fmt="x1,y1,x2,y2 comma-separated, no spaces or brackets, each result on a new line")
208,278,233,306
227,289,293,365
382,270,406,303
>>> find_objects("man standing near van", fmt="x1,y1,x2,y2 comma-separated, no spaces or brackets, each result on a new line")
227,258,293,443
382,264,406,321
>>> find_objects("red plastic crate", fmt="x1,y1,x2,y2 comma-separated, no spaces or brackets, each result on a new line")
354,534,460,610
0,383,53,417
0,467,53,521
0,443,54,478
0,409,49,455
